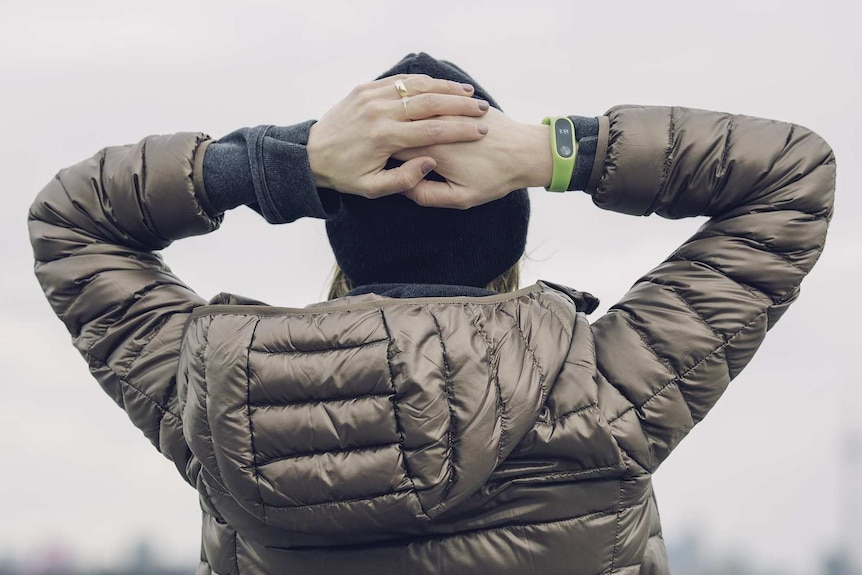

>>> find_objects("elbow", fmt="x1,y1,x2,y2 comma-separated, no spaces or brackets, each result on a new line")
783,123,836,222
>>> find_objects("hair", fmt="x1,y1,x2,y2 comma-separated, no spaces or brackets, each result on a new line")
327,260,521,301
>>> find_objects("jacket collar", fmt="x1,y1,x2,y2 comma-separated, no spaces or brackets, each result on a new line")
345,283,496,299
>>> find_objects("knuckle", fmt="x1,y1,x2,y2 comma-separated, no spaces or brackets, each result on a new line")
362,184,381,199
367,126,386,144
412,76,430,93
365,100,386,118
423,122,444,138
351,82,371,95
423,95,442,115
353,91,371,108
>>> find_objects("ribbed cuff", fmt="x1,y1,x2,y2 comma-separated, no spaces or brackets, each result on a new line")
566,116,600,192
202,120,341,224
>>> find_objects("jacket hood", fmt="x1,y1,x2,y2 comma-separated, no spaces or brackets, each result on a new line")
178,282,611,549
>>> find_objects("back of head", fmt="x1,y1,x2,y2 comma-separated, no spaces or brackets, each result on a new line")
325,53,530,296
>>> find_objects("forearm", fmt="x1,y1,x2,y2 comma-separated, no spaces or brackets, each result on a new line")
511,115,602,192
202,121,341,223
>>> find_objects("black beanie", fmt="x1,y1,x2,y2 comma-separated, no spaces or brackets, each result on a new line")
325,52,530,288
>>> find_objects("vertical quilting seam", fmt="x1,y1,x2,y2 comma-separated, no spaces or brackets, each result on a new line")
532,293,573,339
497,306,549,404
428,307,459,504
378,308,430,518
200,316,229,494
609,478,625,573
646,106,676,216
244,316,266,522
708,114,734,209
467,304,507,467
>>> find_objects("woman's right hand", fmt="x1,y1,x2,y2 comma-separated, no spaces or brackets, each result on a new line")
395,108,554,209
307,74,490,199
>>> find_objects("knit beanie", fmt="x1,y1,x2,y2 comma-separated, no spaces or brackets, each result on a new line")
325,52,530,288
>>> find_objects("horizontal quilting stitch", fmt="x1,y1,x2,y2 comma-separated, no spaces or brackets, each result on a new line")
249,338,388,355
688,229,811,273
256,448,412,509
613,309,679,379
266,500,640,544
606,306,768,426
256,441,401,466
85,351,183,421
247,390,394,408
668,253,775,305
255,486,419,511
537,401,599,426
640,278,724,343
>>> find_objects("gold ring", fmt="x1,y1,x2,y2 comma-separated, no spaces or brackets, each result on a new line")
402,96,412,121
395,79,409,98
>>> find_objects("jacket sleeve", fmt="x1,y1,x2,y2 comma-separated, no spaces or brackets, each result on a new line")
28,132,222,482
587,105,836,474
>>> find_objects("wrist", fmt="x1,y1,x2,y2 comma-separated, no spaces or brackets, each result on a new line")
512,122,553,190
307,123,335,190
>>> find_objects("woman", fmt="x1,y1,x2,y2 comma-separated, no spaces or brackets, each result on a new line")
28,53,835,574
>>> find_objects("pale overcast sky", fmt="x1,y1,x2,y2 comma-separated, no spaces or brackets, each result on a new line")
1,0,860,572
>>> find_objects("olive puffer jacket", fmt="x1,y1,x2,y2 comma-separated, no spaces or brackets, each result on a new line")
29,106,835,574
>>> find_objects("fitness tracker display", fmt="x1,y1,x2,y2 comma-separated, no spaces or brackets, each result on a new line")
541,116,577,192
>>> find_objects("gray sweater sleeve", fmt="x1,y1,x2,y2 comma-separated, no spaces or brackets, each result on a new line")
567,116,600,192
203,115,601,221
202,121,341,223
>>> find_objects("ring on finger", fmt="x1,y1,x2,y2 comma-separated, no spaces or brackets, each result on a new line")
394,79,409,98
402,96,412,121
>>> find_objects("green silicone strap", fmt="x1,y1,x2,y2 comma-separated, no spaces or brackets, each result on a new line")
542,116,578,192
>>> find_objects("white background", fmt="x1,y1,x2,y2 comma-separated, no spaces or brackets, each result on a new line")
1,0,859,572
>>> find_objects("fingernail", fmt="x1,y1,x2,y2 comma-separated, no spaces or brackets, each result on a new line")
462,83,473,92
478,100,489,111
478,123,489,135
421,161,435,175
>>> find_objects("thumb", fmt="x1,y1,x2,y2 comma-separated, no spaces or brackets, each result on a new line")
401,178,468,209
367,157,436,197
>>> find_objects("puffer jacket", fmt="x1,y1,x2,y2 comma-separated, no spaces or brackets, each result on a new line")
28,105,835,574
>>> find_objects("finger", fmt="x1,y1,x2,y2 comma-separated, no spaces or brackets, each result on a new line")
398,93,489,120
402,180,472,210
392,119,488,148
365,157,438,197
369,74,475,98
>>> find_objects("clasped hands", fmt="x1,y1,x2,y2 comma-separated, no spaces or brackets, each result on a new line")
307,74,552,210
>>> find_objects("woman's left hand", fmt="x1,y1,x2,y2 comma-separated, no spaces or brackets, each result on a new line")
307,74,490,199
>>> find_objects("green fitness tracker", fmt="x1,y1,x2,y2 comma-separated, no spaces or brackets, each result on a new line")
542,116,577,192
